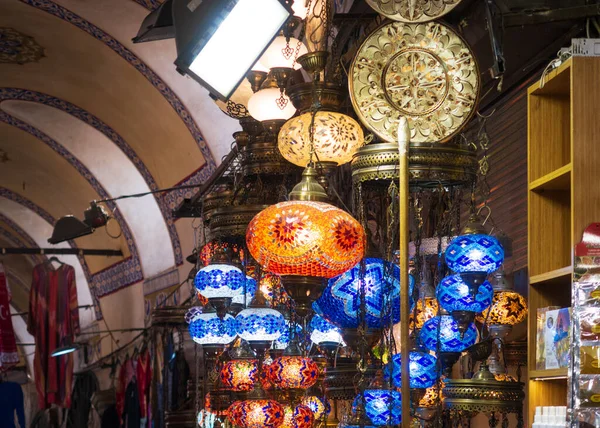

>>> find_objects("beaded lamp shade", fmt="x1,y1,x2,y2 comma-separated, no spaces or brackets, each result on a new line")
220,359,259,391
270,356,319,389
436,274,494,314
280,404,314,428
309,314,345,345
314,258,414,329
301,395,329,420
420,315,477,353
353,390,402,426
188,312,237,345
235,308,287,342
386,351,438,389
410,297,438,330
228,399,285,428
246,201,366,278
194,263,246,300
278,111,364,167
476,290,528,326
445,233,504,274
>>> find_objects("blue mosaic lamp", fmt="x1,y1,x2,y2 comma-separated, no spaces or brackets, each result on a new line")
271,322,302,354
231,275,257,308
308,314,345,346
386,351,438,389
313,258,415,330
445,214,505,294
194,249,246,315
352,390,402,426
437,273,494,336
187,306,237,354
235,287,286,356
419,314,477,354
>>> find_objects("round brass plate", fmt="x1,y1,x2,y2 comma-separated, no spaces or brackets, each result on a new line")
349,21,480,144
365,0,462,23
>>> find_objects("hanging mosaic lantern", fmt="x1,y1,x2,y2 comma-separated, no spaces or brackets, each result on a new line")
194,250,246,314
280,404,314,428
269,356,319,390
308,314,345,347
232,275,258,308
386,351,438,389
353,390,402,426
199,241,245,267
228,399,285,428
420,315,478,353
187,307,237,349
235,306,287,354
220,359,259,391
411,297,439,330
437,273,494,336
278,111,364,168
301,395,330,421
477,291,527,332
314,258,414,329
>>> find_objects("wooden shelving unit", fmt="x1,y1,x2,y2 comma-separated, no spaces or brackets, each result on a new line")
527,57,600,425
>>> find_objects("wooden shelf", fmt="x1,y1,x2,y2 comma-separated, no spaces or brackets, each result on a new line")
529,368,568,380
529,266,572,286
529,163,571,192
528,59,571,96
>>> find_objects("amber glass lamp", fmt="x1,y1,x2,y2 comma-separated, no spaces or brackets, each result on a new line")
280,404,314,428
246,166,365,314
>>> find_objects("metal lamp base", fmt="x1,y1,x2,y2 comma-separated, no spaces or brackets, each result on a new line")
280,275,326,318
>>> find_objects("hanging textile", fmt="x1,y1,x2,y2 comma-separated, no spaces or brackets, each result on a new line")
66,371,98,427
27,263,80,409
0,263,19,371
122,381,141,428
136,349,151,426
116,357,134,420
0,380,25,428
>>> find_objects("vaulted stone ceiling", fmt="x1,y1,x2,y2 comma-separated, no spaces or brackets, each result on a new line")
0,0,240,370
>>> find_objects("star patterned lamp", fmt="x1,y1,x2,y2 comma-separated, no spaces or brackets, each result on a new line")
436,274,493,336
313,258,414,330
280,404,314,428
301,395,329,421
187,307,237,353
220,359,259,391
278,111,364,168
194,249,246,315
420,314,477,354
386,351,438,389
445,214,504,292
246,166,366,315
269,355,319,390
228,399,285,428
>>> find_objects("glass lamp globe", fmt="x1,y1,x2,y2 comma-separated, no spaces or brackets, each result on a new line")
260,36,307,70
248,87,296,122
232,276,257,306
386,351,438,389
194,262,246,301
308,314,345,346
313,258,414,329
188,311,237,346
235,307,287,343
278,112,364,168
477,290,528,326
419,315,477,353
280,404,314,428
410,297,438,330
272,322,302,351
436,274,494,314
199,241,245,267
220,359,259,391
246,200,365,278
228,399,285,428
270,356,319,389
301,395,329,421
353,390,402,426
445,233,504,274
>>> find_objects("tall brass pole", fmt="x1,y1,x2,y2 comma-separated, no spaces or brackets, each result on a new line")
398,117,411,428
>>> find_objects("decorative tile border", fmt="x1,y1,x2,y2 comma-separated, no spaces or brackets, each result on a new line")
130,0,164,11
18,0,215,182
0,113,144,299
0,88,183,265
0,213,45,267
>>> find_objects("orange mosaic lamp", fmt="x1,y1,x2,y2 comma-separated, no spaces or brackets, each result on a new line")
220,359,259,392
246,167,366,313
228,399,285,428
280,404,315,428
411,297,439,330
269,356,319,390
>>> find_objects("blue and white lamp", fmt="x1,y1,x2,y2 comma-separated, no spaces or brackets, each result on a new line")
419,314,478,353
352,390,402,426
308,314,345,359
231,275,257,311
187,306,237,355
386,351,438,389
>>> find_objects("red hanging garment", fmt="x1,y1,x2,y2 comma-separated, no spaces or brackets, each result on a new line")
0,263,19,371
27,263,80,409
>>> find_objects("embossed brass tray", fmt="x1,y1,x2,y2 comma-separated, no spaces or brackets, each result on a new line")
365,0,462,23
349,21,480,144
